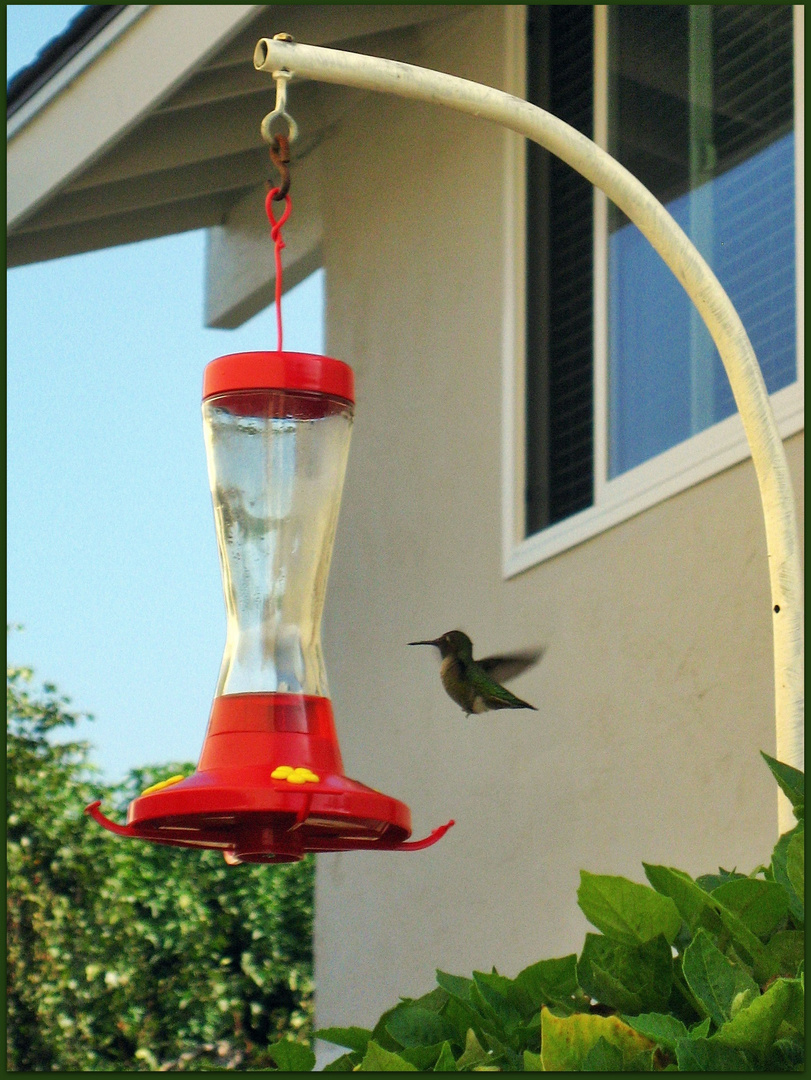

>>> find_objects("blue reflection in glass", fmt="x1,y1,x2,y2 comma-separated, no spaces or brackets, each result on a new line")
608,132,795,478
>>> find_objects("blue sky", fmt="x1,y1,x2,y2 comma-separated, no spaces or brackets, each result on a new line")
7,6,325,781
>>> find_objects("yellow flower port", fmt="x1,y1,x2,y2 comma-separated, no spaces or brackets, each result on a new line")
271,765,320,784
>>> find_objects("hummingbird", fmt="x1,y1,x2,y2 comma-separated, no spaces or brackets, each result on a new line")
408,630,543,716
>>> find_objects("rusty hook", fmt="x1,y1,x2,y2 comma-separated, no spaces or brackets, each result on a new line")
269,133,291,201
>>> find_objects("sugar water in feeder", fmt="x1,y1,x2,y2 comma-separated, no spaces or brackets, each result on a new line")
87,350,453,863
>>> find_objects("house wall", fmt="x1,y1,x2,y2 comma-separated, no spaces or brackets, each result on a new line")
311,5,804,1034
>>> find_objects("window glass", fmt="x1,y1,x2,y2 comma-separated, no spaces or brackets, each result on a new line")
607,5,795,477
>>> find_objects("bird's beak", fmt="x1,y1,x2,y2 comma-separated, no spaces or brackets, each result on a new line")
408,639,440,647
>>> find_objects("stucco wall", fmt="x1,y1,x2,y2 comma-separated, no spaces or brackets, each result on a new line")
311,5,804,1034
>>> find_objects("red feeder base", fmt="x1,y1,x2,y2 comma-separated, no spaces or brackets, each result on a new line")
86,694,453,863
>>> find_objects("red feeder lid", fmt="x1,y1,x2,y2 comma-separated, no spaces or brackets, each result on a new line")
203,352,354,404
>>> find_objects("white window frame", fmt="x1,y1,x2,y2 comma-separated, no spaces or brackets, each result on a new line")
501,4,804,579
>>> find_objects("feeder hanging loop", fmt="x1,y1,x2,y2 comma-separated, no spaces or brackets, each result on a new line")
266,188,291,351
259,35,296,350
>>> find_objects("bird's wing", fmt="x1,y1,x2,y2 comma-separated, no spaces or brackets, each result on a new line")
477,648,544,683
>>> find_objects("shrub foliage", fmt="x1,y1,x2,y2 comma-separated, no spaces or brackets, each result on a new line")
305,753,803,1072
7,662,314,1071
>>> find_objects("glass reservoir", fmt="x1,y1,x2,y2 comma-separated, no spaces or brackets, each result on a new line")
203,385,352,698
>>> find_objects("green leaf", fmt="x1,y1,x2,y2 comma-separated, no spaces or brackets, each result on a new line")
644,864,771,972
766,1036,805,1071
710,877,789,938
397,1043,446,1070
695,867,747,893
623,1012,690,1054
582,1036,625,1071
436,970,474,1003
322,1053,359,1072
434,1041,458,1071
468,982,505,1036
410,985,451,1013
681,929,759,1029
441,995,486,1047
760,930,805,978
454,1028,491,1070
577,872,682,946
357,1040,418,1071
471,970,525,1034
522,1048,543,1071
577,933,672,1014
313,1027,372,1054
385,1005,459,1050
714,976,801,1063
371,1006,408,1052
267,1039,316,1072
514,1013,542,1054
644,864,719,934
786,831,804,908
480,1028,520,1071
689,1017,711,1039
771,826,805,924
476,967,536,1016
760,752,804,817
674,1036,755,1071
514,955,579,1012
782,972,805,1037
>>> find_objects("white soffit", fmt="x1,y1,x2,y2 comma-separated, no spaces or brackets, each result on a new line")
7,6,262,235
7,5,466,269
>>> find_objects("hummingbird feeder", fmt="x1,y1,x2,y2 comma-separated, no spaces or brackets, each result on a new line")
87,73,453,863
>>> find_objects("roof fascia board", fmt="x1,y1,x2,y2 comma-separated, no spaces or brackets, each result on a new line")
7,4,263,231
7,6,149,136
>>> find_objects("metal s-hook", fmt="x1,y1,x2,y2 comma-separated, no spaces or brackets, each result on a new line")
268,132,291,200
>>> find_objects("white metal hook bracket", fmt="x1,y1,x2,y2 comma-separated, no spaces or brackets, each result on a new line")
259,35,299,145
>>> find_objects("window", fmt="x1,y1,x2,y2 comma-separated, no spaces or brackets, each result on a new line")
507,5,803,575
607,5,795,476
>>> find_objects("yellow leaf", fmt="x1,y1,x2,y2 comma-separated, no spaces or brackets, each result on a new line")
540,1007,656,1071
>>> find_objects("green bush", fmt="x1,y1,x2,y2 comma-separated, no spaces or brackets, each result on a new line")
296,753,803,1072
7,661,314,1071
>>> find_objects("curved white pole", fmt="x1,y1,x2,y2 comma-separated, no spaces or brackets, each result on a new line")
255,37,803,831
